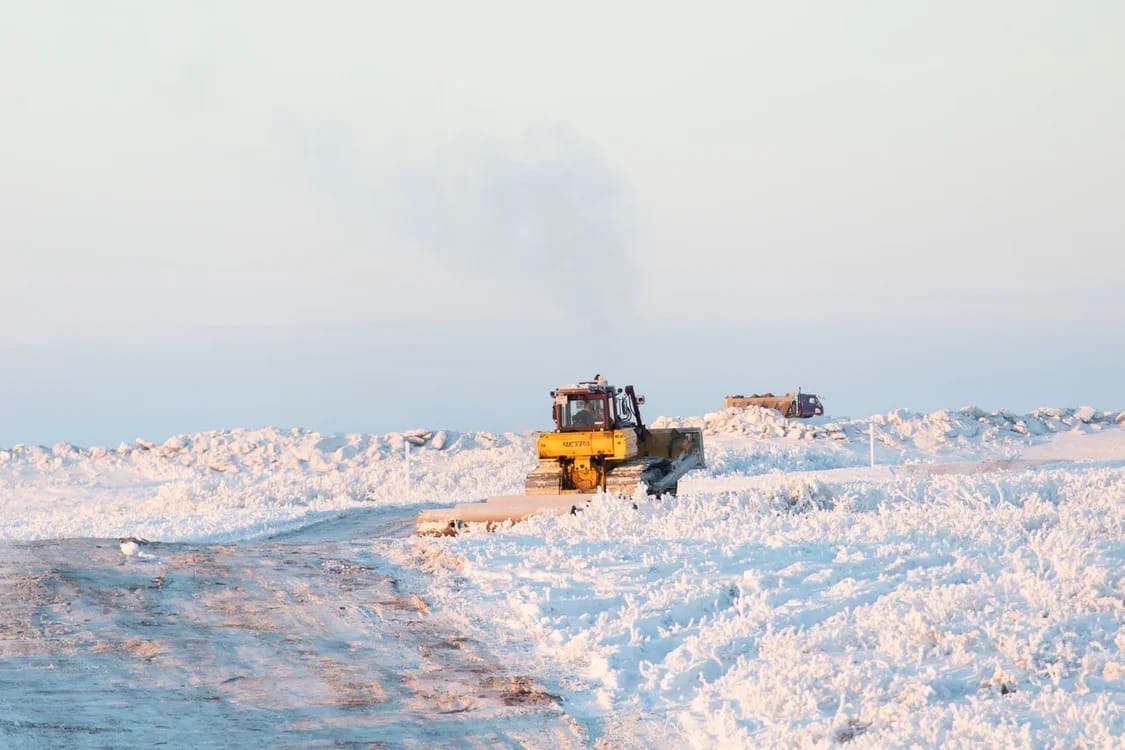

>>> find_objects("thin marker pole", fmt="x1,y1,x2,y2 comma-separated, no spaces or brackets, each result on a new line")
869,422,875,467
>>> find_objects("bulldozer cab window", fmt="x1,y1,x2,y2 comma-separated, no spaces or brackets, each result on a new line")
567,399,604,430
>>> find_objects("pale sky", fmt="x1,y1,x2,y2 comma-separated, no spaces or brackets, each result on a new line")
2,2,1122,446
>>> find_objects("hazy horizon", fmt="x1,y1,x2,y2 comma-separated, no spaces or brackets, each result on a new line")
3,318,1121,448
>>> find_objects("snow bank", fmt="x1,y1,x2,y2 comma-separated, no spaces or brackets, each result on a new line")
653,405,1124,465
407,464,1124,748
0,426,538,542
2,406,1120,543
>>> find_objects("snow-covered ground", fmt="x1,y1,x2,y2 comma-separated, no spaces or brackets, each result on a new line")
2,406,1122,747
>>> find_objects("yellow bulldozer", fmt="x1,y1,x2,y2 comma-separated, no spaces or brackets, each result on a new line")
525,375,705,495
416,375,706,535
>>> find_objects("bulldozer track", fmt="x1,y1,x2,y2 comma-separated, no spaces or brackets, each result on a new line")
523,457,675,496
525,459,565,494
603,457,674,495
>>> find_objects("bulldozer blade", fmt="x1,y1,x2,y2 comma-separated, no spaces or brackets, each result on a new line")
416,494,596,536
639,427,705,467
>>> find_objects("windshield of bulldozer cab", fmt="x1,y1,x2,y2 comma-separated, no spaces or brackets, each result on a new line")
562,396,608,431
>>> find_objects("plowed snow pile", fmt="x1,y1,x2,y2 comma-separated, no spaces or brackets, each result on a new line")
0,427,536,541
2,406,1123,748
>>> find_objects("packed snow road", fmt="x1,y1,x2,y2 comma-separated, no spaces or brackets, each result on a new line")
0,508,584,749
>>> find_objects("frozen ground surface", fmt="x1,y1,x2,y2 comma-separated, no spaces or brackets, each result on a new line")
0,510,583,748
1,406,1122,748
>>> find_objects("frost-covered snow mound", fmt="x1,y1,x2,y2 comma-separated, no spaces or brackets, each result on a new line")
0,426,527,475
3,407,1121,542
0,426,538,542
653,405,1124,466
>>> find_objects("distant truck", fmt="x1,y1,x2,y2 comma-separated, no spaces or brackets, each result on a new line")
723,389,825,418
